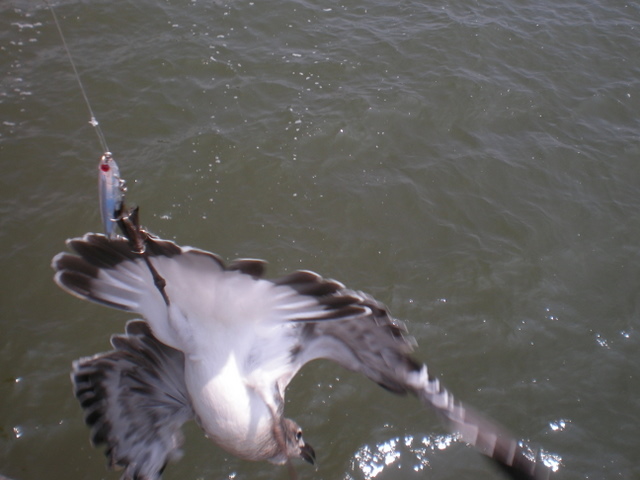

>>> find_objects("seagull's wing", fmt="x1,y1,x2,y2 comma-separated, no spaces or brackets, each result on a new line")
53,233,226,349
72,320,193,480
286,291,550,480
52,234,366,352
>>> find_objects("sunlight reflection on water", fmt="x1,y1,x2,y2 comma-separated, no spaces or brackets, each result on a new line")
347,432,562,478
347,433,457,479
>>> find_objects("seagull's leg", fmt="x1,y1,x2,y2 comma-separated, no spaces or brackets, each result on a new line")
116,206,171,305
286,459,299,480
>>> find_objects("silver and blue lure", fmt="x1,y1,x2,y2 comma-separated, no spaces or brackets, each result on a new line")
44,2,128,239
98,152,125,238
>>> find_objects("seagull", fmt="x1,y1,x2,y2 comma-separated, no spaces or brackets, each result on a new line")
52,230,550,480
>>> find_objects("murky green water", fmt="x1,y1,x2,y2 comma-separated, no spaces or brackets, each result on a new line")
2,1,640,479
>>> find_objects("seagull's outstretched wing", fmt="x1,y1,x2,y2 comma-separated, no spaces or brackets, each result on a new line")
72,320,193,480
289,292,550,480
53,234,367,352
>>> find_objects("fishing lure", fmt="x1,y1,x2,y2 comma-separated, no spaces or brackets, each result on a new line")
98,152,125,238
45,1,129,238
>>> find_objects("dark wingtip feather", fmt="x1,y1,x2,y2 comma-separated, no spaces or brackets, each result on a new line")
67,234,138,269
55,269,135,312
272,270,347,299
125,319,153,336
54,270,94,298
145,236,183,258
228,258,267,278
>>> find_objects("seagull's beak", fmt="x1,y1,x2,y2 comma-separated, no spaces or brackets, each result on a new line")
300,442,316,465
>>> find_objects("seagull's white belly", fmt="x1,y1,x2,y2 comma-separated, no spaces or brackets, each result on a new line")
185,353,276,461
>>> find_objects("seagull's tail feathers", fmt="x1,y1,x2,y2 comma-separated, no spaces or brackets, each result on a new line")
406,366,550,480
52,233,183,313
72,320,193,480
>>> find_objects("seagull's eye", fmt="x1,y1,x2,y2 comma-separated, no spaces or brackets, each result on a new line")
296,430,303,441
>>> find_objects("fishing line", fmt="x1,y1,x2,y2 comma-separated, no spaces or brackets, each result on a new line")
44,0,110,154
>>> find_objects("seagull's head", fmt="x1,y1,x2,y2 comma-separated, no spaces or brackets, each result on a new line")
282,418,316,466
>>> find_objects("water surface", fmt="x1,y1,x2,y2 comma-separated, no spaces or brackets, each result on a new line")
1,1,639,479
